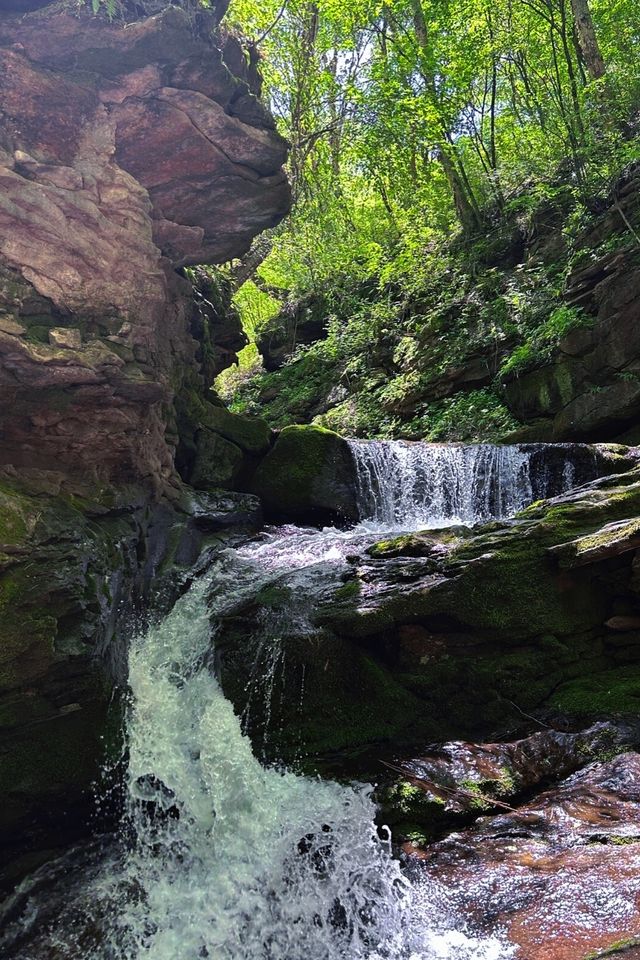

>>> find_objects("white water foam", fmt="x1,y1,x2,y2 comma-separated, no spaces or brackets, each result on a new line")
348,441,582,531
95,564,512,960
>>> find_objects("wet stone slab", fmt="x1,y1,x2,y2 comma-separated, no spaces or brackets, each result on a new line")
404,753,640,960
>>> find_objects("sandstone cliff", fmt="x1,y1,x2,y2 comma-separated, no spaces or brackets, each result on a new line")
0,0,289,886
0,1,289,492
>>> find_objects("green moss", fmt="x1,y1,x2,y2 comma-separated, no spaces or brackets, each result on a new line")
392,823,430,846
584,937,640,958
459,779,492,811
0,484,39,547
550,665,640,716
334,579,361,600
256,584,292,607
200,404,272,455
251,423,356,521
382,779,446,825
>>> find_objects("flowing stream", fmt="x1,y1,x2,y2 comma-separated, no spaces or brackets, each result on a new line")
0,442,598,960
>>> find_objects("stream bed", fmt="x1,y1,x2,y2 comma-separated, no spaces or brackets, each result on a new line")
0,442,632,960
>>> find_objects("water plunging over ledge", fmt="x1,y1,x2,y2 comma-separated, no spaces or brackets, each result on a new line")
0,441,603,959
349,440,598,530
1,565,510,960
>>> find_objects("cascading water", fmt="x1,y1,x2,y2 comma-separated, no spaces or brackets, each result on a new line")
1,549,509,960
2,441,597,959
348,441,592,530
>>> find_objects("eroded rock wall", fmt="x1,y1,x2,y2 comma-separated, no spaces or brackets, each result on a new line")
0,0,289,887
0,3,289,492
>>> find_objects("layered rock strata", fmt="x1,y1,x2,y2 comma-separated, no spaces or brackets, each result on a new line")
0,0,288,886
0,2,289,491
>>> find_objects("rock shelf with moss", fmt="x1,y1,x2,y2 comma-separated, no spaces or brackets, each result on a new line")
0,479,262,889
304,463,640,741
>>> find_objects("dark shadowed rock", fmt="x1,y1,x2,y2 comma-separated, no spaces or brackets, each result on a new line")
257,295,330,371
251,424,359,524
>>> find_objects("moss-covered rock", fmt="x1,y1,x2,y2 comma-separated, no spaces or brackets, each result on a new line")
251,424,358,524
191,429,244,489
550,665,640,717
313,466,640,740
200,404,272,456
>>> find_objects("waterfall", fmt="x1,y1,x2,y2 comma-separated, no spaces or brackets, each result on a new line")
1,540,512,960
111,574,408,959
349,441,592,529
0,439,604,959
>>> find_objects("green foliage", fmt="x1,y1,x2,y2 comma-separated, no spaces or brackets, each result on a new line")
499,305,593,378
100,0,635,440
233,281,280,341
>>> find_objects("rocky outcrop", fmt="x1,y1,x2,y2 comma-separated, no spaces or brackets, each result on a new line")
251,424,359,523
379,721,634,837
190,268,248,382
210,454,640,766
318,464,640,738
0,2,289,492
257,294,330,372
503,166,640,441
405,750,640,960
0,477,262,890
0,0,289,889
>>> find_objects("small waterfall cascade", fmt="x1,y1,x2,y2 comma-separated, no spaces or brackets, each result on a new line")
349,441,595,529
1,540,512,960
0,439,605,959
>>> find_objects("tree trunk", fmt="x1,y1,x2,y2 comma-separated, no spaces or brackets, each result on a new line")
409,0,482,234
570,0,606,80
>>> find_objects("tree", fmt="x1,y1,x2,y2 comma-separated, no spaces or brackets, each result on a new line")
570,0,606,80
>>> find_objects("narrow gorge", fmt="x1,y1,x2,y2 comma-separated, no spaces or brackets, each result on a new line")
1,1,640,959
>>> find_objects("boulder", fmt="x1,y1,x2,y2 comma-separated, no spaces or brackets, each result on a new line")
191,430,244,489
405,753,640,960
251,424,359,524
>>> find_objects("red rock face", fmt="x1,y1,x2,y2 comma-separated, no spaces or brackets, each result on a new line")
406,753,640,960
0,4,290,491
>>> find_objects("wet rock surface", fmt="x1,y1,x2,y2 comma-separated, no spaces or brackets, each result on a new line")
403,751,640,960
0,480,264,891
381,723,635,829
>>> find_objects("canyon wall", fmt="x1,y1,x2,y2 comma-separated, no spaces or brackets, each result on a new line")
0,0,289,886
0,1,289,493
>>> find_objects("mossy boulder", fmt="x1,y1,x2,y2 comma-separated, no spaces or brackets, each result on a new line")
200,404,272,456
251,424,359,524
191,429,244,489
